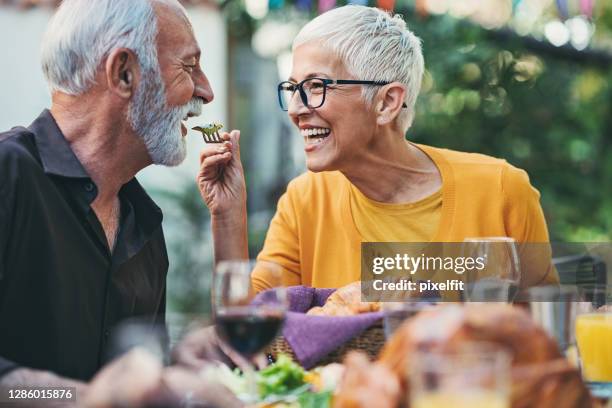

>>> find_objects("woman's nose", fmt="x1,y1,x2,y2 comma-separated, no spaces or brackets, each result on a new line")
287,90,309,117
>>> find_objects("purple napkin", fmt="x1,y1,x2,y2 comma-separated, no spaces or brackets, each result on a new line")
254,286,383,369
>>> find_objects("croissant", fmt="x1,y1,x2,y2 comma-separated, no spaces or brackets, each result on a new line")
307,282,381,317
334,351,400,408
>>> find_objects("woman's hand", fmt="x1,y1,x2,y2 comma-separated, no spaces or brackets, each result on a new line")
197,130,246,217
197,129,249,261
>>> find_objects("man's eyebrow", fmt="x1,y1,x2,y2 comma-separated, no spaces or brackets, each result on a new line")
307,72,329,79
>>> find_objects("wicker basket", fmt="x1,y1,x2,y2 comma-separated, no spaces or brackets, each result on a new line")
267,323,386,367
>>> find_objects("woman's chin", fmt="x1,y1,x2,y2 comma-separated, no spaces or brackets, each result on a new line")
305,156,334,173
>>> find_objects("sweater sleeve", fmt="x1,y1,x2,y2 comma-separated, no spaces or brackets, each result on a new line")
253,185,302,293
502,165,559,286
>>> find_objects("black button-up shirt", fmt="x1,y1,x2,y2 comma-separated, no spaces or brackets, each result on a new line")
0,110,168,381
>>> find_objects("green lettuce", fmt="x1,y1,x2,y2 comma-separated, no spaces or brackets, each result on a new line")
257,354,306,397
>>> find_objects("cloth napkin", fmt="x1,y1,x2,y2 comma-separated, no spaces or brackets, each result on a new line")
254,286,383,369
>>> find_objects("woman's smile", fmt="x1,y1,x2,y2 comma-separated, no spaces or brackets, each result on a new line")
301,126,332,152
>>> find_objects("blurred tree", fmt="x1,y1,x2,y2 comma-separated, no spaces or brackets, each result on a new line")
151,183,214,316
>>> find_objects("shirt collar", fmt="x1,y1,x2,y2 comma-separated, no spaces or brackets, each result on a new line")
29,109,90,179
29,109,164,244
120,178,164,237
116,179,164,262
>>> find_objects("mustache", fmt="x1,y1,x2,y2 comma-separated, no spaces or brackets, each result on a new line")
181,97,204,118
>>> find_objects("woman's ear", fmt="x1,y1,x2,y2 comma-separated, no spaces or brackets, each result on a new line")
105,48,140,99
376,82,407,126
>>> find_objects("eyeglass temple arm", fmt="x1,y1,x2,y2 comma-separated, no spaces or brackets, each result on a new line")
328,80,408,108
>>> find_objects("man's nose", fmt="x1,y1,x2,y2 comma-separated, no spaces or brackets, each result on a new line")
194,70,214,104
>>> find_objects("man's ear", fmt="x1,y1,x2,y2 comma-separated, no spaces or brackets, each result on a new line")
375,82,407,126
105,48,140,99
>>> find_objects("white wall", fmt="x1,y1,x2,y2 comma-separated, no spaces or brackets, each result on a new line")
0,7,52,131
0,5,228,192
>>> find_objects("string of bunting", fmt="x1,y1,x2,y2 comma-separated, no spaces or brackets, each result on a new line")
267,0,599,30
271,0,396,14
579,0,595,19
556,0,569,19
553,0,596,20
2,0,599,18
272,0,598,18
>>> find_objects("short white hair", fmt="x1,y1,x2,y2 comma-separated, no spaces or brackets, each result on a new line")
293,5,424,129
41,0,168,95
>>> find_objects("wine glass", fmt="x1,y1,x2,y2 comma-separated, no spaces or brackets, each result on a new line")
461,237,521,302
212,260,287,400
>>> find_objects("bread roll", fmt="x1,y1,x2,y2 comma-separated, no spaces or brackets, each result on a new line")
307,282,381,316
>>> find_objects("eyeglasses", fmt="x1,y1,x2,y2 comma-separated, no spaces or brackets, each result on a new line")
277,77,408,111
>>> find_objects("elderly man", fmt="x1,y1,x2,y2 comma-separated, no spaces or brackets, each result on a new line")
0,0,240,406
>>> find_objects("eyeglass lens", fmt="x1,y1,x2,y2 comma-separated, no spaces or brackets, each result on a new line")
278,78,326,111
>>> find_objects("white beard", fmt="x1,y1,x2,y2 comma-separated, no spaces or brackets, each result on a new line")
128,63,203,167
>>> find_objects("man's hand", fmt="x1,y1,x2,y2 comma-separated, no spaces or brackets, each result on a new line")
84,348,243,408
173,326,268,371
197,130,246,217
172,325,235,369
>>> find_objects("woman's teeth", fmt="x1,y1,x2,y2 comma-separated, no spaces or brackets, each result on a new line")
301,128,330,137
301,128,331,144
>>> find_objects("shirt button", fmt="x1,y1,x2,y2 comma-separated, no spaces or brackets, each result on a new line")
84,183,95,192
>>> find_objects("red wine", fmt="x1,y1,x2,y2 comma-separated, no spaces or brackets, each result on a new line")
215,309,285,357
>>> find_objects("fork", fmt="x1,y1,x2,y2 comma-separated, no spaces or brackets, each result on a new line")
192,123,224,143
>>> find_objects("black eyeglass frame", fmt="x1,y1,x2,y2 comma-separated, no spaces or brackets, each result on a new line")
277,77,408,111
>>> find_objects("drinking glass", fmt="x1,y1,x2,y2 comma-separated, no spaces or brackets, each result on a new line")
212,260,287,399
524,285,580,353
575,284,612,399
409,343,511,408
382,301,436,339
461,237,521,302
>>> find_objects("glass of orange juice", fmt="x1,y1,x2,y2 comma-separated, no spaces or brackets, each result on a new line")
409,343,511,408
576,285,612,398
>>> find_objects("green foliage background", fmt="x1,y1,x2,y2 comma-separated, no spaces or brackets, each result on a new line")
402,13,612,241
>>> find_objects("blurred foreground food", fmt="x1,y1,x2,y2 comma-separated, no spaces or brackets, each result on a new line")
334,303,593,408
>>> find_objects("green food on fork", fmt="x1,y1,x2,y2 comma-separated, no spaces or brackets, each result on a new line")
192,122,224,143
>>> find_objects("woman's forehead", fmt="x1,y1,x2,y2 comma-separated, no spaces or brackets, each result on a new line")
290,42,348,79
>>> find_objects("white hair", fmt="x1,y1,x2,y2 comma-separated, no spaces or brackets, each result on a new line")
41,0,164,95
293,5,425,130
42,0,200,166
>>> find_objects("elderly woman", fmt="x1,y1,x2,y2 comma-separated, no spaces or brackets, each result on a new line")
198,5,557,292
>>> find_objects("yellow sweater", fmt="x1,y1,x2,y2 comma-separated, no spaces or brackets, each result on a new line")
253,144,558,291
348,182,442,243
